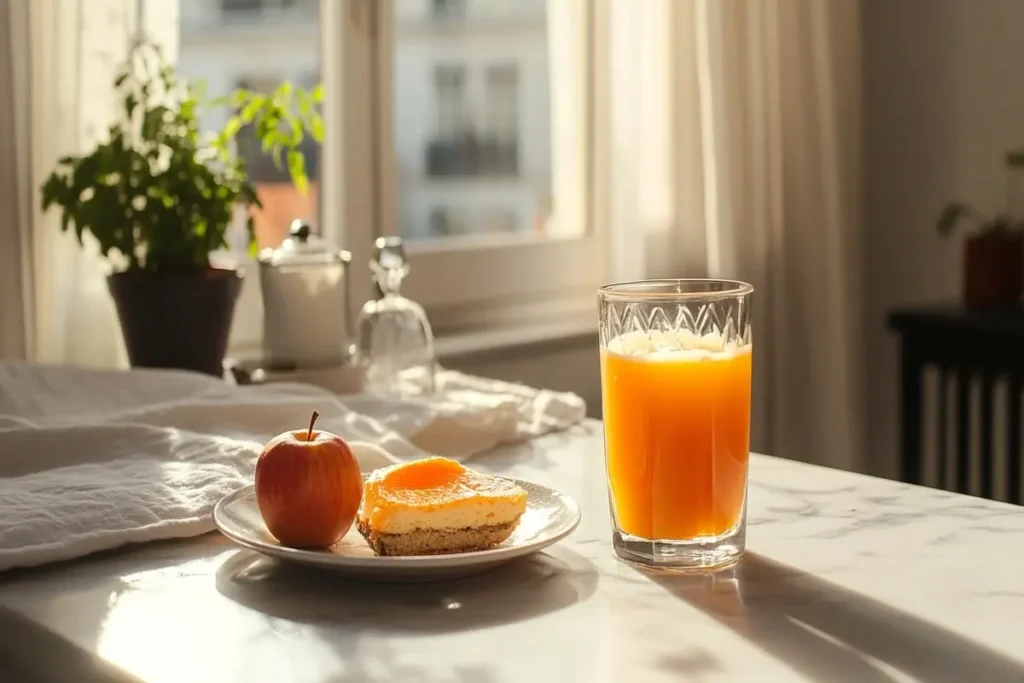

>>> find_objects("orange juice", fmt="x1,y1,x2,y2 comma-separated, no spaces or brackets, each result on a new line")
601,341,751,540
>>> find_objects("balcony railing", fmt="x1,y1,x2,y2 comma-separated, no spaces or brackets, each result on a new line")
431,0,468,20
425,138,519,177
420,0,546,23
218,0,317,24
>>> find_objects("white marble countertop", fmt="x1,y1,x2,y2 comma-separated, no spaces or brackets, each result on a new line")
1,421,1023,683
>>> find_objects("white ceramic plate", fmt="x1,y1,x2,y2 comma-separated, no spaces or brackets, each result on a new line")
212,478,582,582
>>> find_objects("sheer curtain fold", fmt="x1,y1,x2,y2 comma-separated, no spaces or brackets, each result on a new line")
0,0,33,360
0,0,178,367
607,0,865,470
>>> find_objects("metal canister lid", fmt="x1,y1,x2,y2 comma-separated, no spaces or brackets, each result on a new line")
258,219,351,267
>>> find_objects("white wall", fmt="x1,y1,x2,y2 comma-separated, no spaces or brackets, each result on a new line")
863,0,1024,477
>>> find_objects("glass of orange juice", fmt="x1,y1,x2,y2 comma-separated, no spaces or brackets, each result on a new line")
598,279,752,571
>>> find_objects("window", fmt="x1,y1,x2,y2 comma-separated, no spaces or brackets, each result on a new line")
429,208,450,237
433,64,467,142
427,206,516,239
385,0,604,329
432,0,467,20
220,0,316,14
221,0,261,12
485,64,519,144
175,0,605,350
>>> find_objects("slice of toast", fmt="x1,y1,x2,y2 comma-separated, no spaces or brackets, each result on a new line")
356,518,518,557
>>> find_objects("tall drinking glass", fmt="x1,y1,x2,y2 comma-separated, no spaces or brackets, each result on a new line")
598,280,753,571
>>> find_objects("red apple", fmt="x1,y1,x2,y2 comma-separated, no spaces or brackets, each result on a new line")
254,411,363,548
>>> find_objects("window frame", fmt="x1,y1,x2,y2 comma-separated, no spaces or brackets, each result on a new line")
317,0,379,317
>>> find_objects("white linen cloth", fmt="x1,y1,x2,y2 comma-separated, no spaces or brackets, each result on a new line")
0,362,586,572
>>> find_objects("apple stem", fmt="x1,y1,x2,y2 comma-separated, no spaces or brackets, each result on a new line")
307,410,319,441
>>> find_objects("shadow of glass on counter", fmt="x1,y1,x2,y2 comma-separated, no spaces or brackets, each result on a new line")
641,553,1023,683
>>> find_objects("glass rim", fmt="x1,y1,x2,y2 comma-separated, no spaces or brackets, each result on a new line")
598,278,753,302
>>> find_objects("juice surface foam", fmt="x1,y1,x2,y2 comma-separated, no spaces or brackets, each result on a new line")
605,329,750,362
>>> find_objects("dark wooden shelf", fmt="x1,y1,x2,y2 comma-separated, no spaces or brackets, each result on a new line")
890,305,1024,340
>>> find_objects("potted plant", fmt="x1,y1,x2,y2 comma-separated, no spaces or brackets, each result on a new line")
40,41,323,376
937,154,1024,309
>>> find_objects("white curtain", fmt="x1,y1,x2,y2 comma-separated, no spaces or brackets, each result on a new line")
0,0,178,368
607,0,866,471
0,0,36,361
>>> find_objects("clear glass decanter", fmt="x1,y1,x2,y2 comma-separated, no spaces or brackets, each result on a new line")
356,237,436,397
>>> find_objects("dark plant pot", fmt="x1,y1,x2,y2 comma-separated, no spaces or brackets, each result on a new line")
963,231,1024,308
108,268,243,377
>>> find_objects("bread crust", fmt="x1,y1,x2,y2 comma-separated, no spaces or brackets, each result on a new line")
356,518,520,556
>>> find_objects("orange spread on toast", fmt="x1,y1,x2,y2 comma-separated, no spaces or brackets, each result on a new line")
359,457,527,530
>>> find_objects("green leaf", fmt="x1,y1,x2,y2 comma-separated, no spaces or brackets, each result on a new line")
311,84,324,103
230,89,253,107
283,112,303,146
192,78,208,103
296,89,312,118
288,149,308,196
207,95,231,109
40,174,63,210
222,116,242,140
307,114,324,142
239,96,265,124
142,106,170,140
246,216,258,258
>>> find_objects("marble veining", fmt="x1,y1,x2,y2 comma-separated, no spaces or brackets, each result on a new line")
0,421,1023,682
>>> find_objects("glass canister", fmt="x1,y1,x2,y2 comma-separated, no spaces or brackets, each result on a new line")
356,237,436,396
